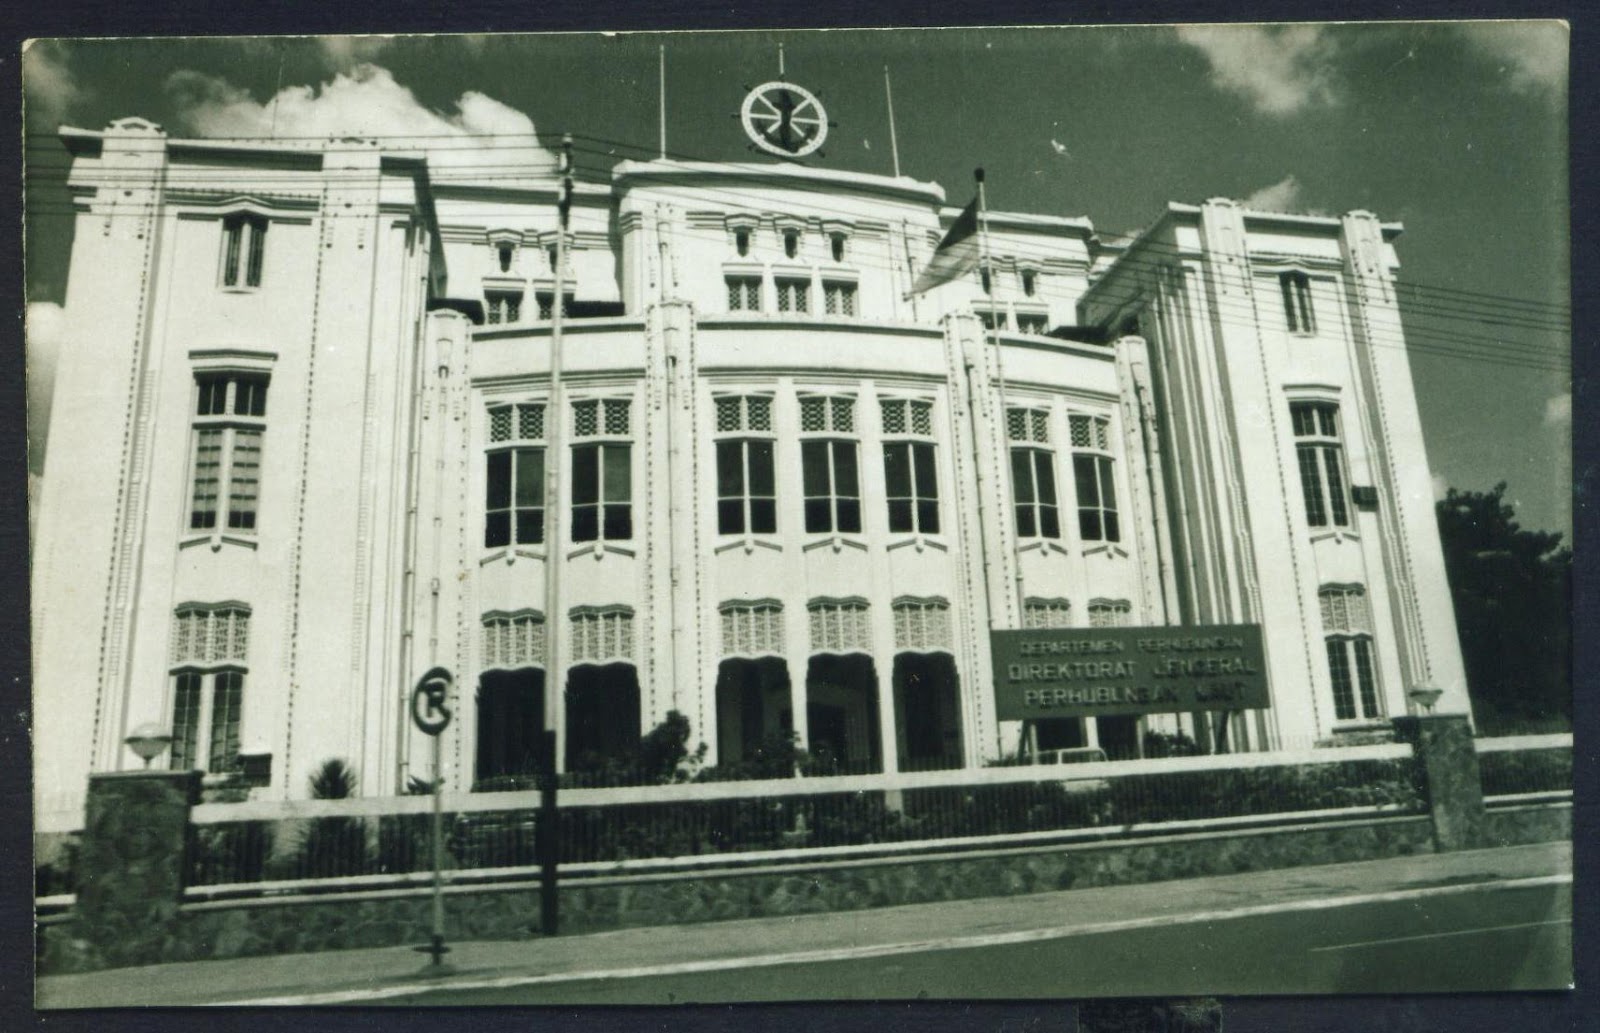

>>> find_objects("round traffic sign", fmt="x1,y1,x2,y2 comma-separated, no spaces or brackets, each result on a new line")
411,667,454,736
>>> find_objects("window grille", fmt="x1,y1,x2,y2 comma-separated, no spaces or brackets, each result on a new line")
800,396,853,434
727,277,762,312
716,395,772,433
823,282,857,316
481,611,547,669
485,291,522,325
880,398,931,437
1023,600,1073,629
776,278,809,314
1007,407,1050,444
1088,600,1131,628
893,600,951,652
171,606,251,666
1069,414,1111,451
1017,315,1048,335
570,609,635,664
809,601,872,654
721,603,786,657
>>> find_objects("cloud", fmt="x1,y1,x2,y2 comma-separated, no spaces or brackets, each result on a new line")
316,35,393,69
164,64,558,181
1049,138,1070,159
1175,25,1338,115
1430,471,1450,502
22,39,89,126
1456,22,1567,99
27,301,65,477
1543,392,1570,427
1243,174,1302,212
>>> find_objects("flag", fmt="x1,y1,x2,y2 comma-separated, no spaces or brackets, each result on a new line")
911,197,981,295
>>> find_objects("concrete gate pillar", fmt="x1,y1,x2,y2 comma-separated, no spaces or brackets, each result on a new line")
1391,714,1485,851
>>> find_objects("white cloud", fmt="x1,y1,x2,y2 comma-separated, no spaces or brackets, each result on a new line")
165,64,558,181
1243,174,1302,212
27,301,65,477
22,40,88,126
316,35,393,69
1175,25,1338,115
1457,22,1567,99
1543,392,1571,427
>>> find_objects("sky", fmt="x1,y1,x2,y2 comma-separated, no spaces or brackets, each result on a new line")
21,23,1572,540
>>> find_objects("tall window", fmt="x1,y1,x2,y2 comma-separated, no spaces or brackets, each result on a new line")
776,277,810,314
571,399,632,542
1020,268,1037,297
727,276,762,312
485,290,522,325
782,227,801,259
881,399,939,534
715,395,777,535
1280,271,1315,334
829,232,847,262
734,227,752,257
1320,585,1382,721
1070,414,1120,543
1007,406,1060,539
169,605,249,774
478,611,547,783
800,396,861,534
496,242,516,273
220,213,267,288
190,372,268,533
1291,401,1350,528
485,402,545,548
823,281,857,316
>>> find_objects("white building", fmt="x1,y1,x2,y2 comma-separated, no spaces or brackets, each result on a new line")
31,108,1469,825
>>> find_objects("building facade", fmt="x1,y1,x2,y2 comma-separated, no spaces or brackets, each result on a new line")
31,114,1469,826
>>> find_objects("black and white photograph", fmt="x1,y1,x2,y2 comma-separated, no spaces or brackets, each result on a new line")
23,21,1573,1011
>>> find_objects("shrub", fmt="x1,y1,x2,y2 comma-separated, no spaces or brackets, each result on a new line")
297,758,368,879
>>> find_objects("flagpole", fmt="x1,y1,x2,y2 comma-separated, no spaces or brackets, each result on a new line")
976,168,1031,760
658,45,667,160
884,66,901,178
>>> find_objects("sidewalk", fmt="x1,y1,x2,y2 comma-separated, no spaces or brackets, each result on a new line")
37,841,1571,1008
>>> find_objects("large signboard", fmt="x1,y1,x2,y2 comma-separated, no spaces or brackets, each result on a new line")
991,625,1268,720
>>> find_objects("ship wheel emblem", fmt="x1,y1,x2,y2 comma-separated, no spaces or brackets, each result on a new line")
740,81,830,158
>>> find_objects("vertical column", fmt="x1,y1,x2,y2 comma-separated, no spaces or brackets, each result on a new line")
1341,212,1470,716
73,770,201,969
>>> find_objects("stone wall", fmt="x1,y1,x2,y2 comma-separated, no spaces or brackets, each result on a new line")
43,814,1440,973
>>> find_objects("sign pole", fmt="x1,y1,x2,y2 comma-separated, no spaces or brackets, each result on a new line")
408,667,454,971
428,732,446,964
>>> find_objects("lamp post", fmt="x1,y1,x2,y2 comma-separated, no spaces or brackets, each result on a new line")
1407,683,1444,715
124,723,173,769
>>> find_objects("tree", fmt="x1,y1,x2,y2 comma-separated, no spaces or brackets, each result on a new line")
299,758,367,878
1435,483,1571,731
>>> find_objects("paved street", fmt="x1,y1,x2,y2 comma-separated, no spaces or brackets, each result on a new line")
37,841,1571,1007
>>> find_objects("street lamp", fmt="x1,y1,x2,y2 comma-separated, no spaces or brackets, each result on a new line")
1407,684,1444,715
124,722,173,769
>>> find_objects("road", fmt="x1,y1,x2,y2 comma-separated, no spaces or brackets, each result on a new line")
384,879,1570,1004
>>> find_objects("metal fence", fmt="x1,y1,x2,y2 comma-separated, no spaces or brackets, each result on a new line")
181,743,1423,896
1474,732,1572,805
